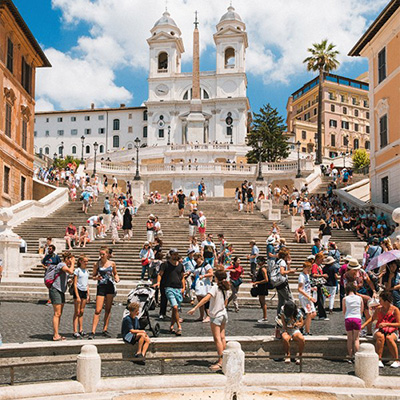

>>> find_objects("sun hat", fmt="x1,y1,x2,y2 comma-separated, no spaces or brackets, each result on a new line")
149,214,155,219
343,255,352,262
144,241,150,246
266,236,275,244
323,256,336,265
187,249,195,255
347,259,361,270
307,255,315,260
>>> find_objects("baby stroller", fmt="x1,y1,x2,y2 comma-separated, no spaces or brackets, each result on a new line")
123,283,160,337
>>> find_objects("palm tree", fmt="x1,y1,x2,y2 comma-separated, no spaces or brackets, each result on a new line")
304,39,340,164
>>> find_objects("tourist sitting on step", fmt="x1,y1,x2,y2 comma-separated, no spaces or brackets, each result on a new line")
294,226,307,244
88,215,106,239
64,222,78,250
154,191,163,204
78,227,89,248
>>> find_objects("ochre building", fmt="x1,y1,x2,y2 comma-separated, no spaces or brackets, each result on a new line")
349,0,400,208
0,0,50,207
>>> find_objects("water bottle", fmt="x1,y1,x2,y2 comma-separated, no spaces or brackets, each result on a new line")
0,333,3,346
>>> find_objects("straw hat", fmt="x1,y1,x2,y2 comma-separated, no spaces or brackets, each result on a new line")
266,236,275,244
347,259,361,270
323,256,336,265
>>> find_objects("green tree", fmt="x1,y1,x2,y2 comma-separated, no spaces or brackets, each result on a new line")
53,155,81,169
304,39,340,165
352,148,370,171
246,104,289,163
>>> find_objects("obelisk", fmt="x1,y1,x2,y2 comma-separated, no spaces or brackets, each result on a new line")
186,10,206,143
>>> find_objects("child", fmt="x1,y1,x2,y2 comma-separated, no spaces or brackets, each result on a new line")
279,301,305,364
298,261,317,335
72,255,90,338
188,269,230,372
343,283,363,362
121,302,150,365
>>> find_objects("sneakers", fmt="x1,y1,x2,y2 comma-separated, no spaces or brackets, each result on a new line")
257,318,268,323
378,360,384,368
88,332,95,340
390,361,400,369
102,330,111,338
73,332,81,339
360,330,367,338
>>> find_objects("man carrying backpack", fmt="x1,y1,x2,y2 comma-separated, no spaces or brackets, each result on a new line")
269,249,296,315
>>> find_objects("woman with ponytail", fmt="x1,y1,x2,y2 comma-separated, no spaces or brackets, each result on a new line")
188,269,230,372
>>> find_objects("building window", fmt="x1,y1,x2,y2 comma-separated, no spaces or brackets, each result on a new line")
143,110,148,121
224,47,235,68
46,118,49,123
355,123,359,132
366,125,370,134
363,100,368,108
354,139,359,149
340,95,345,102
21,57,32,94
72,145,77,154
3,166,10,194
313,108,317,116
57,130,64,136
45,130,50,136
128,126,133,133
329,120,337,128
158,52,168,71
378,47,386,83
344,136,349,146
203,89,210,99
34,131,37,137
113,135,120,148
20,176,26,201
382,176,389,204
85,128,91,135
98,128,105,134
304,112,310,121
331,104,335,112
21,120,27,150
113,119,120,130
354,109,359,117
85,145,90,154
352,98,357,105
71,116,76,122
57,117,63,122
44,147,49,155
341,121,349,130
329,92,335,100
343,107,347,115
98,115,104,120
71,129,78,135
301,131,306,140
6,38,14,73
366,112,370,119
128,113,132,119
99,145,104,153
158,129,164,138
127,143,133,150
84,116,90,121
379,114,388,148
143,126,148,138
330,135,335,147
365,141,370,150
5,103,12,138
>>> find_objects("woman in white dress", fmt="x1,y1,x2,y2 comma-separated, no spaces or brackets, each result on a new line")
110,211,120,245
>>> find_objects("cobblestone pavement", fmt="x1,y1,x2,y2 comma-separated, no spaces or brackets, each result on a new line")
0,301,399,385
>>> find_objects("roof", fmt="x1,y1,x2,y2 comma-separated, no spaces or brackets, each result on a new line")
219,6,242,23
0,0,51,67
349,0,400,56
153,11,178,28
35,105,146,116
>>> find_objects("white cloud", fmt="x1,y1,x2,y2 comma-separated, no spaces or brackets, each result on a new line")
36,0,387,110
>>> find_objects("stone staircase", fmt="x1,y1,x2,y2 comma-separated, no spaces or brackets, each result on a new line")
1,178,363,306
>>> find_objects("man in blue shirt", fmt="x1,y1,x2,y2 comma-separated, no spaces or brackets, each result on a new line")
41,245,62,270
248,241,259,281
312,238,322,255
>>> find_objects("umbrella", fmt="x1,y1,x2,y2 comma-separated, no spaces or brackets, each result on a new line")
366,250,400,272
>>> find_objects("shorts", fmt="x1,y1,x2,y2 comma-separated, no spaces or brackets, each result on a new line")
284,200,289,206
210,313,228,326
112,183,117,188
97,281,115,297
123,332,138,344
374,329,399,339
300,297,316,314
147,231,155,243
198,227,206,234
285,328,301,336
248,197,254,203
83,199,89,206
189,225,197,237
345,318,362,331
49,287,65,305
165,287,183,308
73,289,88,300
178,204,185,210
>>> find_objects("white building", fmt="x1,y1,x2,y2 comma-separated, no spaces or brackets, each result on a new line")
34,6,250,159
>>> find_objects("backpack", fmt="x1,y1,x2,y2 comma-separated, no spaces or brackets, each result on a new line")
269,259,286,288
44,265,62,289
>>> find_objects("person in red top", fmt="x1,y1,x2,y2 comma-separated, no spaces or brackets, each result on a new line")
64,222,77,250
362,291,400,368
226,257,243,312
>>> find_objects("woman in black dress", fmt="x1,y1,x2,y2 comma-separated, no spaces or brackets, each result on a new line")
252,256,269,323
122,208,133,240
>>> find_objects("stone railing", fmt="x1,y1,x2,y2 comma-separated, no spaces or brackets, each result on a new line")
168,143,234,151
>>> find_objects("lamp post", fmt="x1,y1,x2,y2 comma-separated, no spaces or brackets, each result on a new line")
134,137,141,180
53,152,57,161
344,135,349,168
92,142,99,178
167,125,171,146
229,125,233,145
296,140,302,178
80,135,85,162
256,138,264,181
60,141,64,159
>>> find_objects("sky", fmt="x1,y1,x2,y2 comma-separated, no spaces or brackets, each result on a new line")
14,0,388,118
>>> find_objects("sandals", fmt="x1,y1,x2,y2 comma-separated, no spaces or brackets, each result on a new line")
169,327,176,334
209,363,222,371
175,329,182,336
284,357,291,364
53,336,66,341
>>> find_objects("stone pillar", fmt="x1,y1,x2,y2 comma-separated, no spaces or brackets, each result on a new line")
77,345,101,392
355,343,379,387
0,209,22,279
132,180,145,206
222,341,245,398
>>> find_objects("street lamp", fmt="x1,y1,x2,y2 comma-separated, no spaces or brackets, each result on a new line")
134,137,141,181
256,138,264,181
80,135,85,162
167,125,171,146
229,125,233,145
296,140,302,178
92,142,99,178
53,152,57,161
344,135,349,168
60,141,64,158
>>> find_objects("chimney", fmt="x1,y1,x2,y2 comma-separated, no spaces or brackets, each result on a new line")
120,104,126,108
91,103,95,109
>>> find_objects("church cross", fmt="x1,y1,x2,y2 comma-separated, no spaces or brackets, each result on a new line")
194,10,199,28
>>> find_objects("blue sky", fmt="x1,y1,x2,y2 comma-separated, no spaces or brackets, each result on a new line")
13,0,386,118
